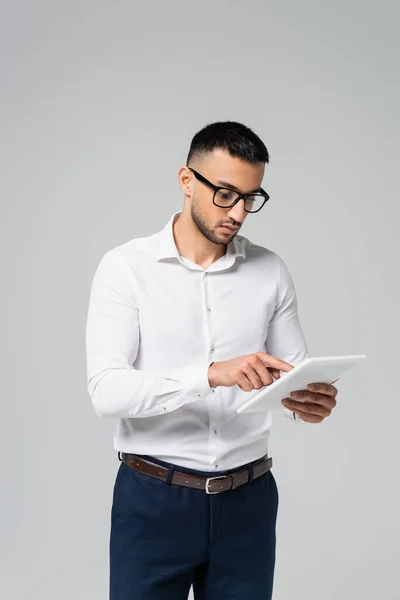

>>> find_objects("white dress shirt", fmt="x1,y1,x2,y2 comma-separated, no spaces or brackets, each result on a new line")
85,211,309,471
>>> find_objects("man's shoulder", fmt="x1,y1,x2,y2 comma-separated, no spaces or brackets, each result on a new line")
104,230,159,264
239,235,295,287
239,234,281,265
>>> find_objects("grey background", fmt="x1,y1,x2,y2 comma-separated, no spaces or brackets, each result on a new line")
1,1,399,598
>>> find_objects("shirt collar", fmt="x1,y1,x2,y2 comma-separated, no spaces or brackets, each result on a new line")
155,211,246,262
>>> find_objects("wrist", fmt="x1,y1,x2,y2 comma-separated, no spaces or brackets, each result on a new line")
208,362,217,388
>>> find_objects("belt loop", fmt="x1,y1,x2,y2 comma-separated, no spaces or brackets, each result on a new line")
166,464,175,485
248,464,254,483
118,452,122,462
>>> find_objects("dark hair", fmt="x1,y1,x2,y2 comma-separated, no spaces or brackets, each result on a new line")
186,120,269,166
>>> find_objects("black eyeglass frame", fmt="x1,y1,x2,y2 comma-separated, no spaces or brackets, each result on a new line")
188,167,270,213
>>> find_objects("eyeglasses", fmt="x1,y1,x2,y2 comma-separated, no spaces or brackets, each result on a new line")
188,168,270,213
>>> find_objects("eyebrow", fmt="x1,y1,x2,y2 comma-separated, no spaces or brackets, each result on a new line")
215,179,261,194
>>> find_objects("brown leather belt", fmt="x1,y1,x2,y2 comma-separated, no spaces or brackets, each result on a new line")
120,453,273,494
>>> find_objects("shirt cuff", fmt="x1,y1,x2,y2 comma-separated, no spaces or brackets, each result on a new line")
283,406,303,423
178,361,214,399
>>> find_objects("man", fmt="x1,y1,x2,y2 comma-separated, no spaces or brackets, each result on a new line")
85,120,338,599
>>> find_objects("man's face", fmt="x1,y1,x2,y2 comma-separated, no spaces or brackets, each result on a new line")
188,149,265,246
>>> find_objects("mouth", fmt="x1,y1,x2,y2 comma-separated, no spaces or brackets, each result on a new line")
219,225,239,233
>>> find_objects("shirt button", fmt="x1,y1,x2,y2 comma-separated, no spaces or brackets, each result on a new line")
213,429,218,435
210,347,215,353
211,389,215,394
208,308,212,313
197,393,201,397
214,464,219,469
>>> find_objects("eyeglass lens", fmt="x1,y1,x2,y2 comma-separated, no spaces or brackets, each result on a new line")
214,189,265,212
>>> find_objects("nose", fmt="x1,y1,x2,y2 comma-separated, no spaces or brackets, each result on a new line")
226,198,247,224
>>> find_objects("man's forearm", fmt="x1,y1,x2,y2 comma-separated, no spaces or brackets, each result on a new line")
88,363,213,418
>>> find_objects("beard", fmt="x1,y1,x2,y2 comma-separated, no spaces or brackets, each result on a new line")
190,198,237,246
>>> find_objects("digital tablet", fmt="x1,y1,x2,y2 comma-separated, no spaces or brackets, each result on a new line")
236,354,367,414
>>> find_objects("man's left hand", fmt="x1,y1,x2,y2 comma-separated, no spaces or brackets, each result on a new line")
281,383,338,423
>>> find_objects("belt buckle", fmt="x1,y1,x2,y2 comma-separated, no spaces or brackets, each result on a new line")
205,474,231,495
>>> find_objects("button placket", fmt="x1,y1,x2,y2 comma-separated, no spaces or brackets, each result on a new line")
203,269,221,460
204,271,215,363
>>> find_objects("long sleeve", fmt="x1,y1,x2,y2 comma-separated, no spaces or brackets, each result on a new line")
85,250,213,418
266,255,309,423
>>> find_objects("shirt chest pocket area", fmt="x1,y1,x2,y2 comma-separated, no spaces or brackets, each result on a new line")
213,298,276,349
137,277,276,354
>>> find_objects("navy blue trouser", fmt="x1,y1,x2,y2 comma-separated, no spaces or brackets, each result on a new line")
109,454,279,599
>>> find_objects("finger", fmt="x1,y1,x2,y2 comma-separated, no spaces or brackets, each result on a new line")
283,399,331,418
255,360,276,386
290,391,337,409
243,362,270,390
259,352,294,373
292,408,324,424
246,356,274,387
281,398,325,423
267,367,281,379
307,383,338,396
236,371,256,392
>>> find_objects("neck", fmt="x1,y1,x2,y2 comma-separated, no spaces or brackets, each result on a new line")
173,210,227,269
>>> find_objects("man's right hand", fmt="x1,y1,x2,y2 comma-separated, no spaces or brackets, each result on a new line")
208,352,294,392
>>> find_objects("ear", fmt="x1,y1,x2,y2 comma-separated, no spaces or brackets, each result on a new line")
178,167,193,197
